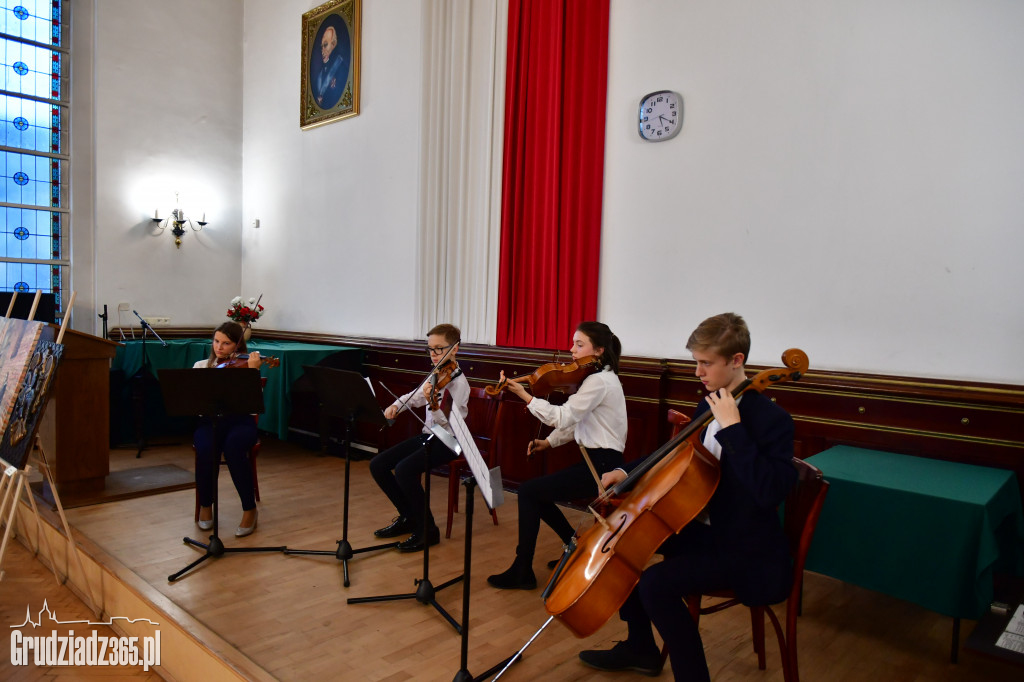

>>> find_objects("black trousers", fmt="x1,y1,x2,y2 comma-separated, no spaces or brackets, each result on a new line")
369,434,457,532
514,446,623,564
618,523,731,682
194,415,258,511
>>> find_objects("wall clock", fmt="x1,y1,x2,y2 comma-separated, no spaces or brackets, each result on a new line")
638,90,683,142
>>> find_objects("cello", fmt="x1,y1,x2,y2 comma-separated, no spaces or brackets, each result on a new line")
541,348,809,638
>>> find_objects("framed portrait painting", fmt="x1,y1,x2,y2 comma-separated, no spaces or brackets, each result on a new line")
300,0,361,129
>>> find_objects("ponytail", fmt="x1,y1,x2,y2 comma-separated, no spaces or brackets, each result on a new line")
576,321,621,374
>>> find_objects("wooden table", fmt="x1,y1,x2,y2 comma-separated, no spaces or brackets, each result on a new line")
111,337,363,440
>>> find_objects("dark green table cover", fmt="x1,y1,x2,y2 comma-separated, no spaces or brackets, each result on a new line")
112,337,362,440
805,446,1024,619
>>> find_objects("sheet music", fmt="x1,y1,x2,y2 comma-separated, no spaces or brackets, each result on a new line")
995,604,1024,653
449,408,503,510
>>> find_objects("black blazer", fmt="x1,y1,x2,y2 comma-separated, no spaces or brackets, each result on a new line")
628,390,797,605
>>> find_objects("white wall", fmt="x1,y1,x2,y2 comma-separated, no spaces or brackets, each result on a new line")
79,1,1024,383
241,0,422,339
90,0,244,333
600,0,1024,382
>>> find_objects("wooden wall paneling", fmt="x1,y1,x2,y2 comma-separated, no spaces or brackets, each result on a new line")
117,329,1024,500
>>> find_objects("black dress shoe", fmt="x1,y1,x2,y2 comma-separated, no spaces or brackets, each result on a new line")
375,516,414,538
578,641,663,676
487,559,538,590
396,526,441,552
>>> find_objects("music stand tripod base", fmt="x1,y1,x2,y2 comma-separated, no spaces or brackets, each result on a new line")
346,430,463,635
282,366,401,586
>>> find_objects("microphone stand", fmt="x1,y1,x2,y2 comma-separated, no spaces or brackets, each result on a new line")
130,310,168,458
97,304,108,339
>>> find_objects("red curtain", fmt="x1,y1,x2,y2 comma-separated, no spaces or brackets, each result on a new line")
497,0,610,349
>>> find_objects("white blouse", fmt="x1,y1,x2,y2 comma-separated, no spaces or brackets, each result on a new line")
526,367,627,451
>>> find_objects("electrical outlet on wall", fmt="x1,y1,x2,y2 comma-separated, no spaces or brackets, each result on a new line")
145,316,171,326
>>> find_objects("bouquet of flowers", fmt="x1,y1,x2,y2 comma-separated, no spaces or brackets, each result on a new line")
227,295,264,325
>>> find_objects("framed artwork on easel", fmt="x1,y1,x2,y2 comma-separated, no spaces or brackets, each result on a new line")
300,0,361,129
0,319,62,470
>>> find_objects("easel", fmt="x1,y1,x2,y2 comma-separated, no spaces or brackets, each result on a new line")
0,291,99,613
0,437,97,612
158,367,286,582
283,366,399,586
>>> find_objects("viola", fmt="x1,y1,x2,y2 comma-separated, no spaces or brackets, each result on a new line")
214,353,280,369
484,355,601,399
541,348,809,639
428,359,458,410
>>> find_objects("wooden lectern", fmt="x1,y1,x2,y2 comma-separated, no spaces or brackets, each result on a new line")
37,327,120,499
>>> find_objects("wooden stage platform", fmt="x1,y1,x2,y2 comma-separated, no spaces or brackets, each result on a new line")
2,439,1019,681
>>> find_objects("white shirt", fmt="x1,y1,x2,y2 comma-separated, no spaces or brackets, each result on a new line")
390,371,470,438
526,367,627,451
695,395,741,524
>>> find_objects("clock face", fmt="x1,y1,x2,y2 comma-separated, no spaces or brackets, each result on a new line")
638,90,683,142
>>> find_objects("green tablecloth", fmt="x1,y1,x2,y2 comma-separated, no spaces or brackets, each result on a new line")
804,446,1024,619
112,337,362,440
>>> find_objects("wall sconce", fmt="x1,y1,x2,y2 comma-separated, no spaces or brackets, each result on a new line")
152,194,207,248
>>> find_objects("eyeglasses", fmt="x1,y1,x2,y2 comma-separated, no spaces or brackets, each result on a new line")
426,345,453,355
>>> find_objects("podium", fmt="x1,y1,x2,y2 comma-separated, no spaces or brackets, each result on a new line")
36,328,120,496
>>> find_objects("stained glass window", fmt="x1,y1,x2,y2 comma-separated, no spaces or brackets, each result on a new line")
1,1,69,321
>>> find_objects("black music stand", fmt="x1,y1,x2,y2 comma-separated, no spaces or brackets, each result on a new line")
347,420,465,634
283,366,399,586
443,409,507,682
158,368,285,582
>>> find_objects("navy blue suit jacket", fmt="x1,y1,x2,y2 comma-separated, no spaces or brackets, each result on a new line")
629,391,797,605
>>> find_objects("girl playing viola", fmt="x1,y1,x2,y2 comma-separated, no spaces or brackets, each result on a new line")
193,321,262,537
369,323,470,552
487,321,628,590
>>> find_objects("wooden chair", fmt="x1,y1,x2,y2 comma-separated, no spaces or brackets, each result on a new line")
193,378,266,521
441,387,503,538
667,407,691,437
665,457,829,682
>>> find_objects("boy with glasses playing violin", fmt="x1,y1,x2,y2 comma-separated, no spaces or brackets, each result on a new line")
578,313,797,681
369,323,470,552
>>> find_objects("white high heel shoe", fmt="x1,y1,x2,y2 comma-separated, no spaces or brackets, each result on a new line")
197,507,213,530
235,509,258,537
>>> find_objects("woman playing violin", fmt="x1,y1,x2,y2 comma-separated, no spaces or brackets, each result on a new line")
193,321,263,537
578,313,797,681
487,321,627,590
369,323,470,552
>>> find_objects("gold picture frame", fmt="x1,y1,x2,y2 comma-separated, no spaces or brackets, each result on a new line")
300,0,361,129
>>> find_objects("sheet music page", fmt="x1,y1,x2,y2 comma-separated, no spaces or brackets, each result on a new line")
995,604,1024,653
449,408,503,510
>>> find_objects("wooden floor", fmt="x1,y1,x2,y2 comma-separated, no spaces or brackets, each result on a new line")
2,437,1021,681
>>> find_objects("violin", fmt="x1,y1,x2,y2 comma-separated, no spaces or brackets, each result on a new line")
428,359,458,410
214,353,280,369
485,355,601,399
542,348,809,639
